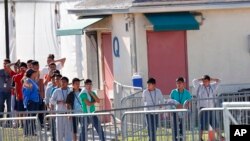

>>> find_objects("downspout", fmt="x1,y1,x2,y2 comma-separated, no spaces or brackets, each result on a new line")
130,14,138,74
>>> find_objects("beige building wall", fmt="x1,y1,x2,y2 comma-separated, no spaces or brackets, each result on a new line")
112,14,133,85
134,13,151,87
135,9,250,92
187,8,250,92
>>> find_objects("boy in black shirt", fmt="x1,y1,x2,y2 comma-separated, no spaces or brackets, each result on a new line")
66,78,82,141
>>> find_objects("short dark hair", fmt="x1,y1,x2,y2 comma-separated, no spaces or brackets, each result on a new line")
61,76,69,83
55,74,62,78
202,75,211,81
51,70,60,78
176,77,185,83
48,54,55,60
72,78,80,84
4,59,11,64
147,78,156,84
31,60,39,66
84,79,92,84
27,60,33,64
26,69,36,78
19,62,27,68
49,62,56,67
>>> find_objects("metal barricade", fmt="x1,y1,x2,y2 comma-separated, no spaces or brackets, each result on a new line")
0,110,54,141
222,102,250,141
113,81,142,109
183,93,250,140
1,92,250,141
198,108,225,141
120,92,143,108
97,103,177,136
44,112,118,141
121,109,191,141
0,116,41,141
199,104,250,141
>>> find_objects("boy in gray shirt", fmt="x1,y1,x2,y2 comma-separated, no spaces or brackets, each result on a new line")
142,78,165,141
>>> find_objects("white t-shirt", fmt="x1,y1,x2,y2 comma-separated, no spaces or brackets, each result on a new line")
50,87,70,111
192,79,220,108
40,63,63,79
142,88,165,111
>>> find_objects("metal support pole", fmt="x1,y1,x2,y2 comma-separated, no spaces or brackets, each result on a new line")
4,0,10,59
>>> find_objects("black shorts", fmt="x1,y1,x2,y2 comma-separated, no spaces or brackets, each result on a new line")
72,117,78,134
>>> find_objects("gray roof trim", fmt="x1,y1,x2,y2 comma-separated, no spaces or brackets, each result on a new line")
68,1,250,16
132,0,250,6
68,8,129,16
130,1,250,13
0,0,78,3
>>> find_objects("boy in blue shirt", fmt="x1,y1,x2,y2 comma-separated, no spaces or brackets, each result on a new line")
170,77,192,141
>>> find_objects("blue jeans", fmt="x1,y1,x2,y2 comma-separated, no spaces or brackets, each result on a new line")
146,114,159,141
173,113,183,141
200,110,218,130
0,91,11,118
51,118,56,141
79,116,105,141
24,100,40,136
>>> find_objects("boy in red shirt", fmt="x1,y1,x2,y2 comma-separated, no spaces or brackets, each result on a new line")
12,62,27,111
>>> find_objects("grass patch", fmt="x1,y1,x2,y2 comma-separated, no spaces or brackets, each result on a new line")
122,128,224,141
0,127,39,141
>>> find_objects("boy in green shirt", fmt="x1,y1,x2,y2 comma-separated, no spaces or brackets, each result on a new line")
79,79,105,141
170,77,192,141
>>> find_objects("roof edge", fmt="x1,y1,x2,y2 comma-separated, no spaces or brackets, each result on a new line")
0,0,78,3
68,8,129,16
68,1,250,16
130,1,250,13
132,0,250,7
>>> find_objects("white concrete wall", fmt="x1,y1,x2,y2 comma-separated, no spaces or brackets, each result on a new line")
112,14,132,85
134,13,152,88
187,9,250,92
82,34,88,82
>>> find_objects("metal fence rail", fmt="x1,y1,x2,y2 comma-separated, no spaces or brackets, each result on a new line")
183,93,250,131
44,112,118,141
1,93,250,141
222,102,250,141
0,116,41,141
198,108,225,141
121,109,190,141
113,81,143,110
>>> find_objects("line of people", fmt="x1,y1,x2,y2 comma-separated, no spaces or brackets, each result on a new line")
142,75,224,141
1,55,65,127
0,54,226,141
0,55,105,141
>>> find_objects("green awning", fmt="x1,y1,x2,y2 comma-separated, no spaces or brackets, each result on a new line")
56,18,103,36
145,12,199,31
